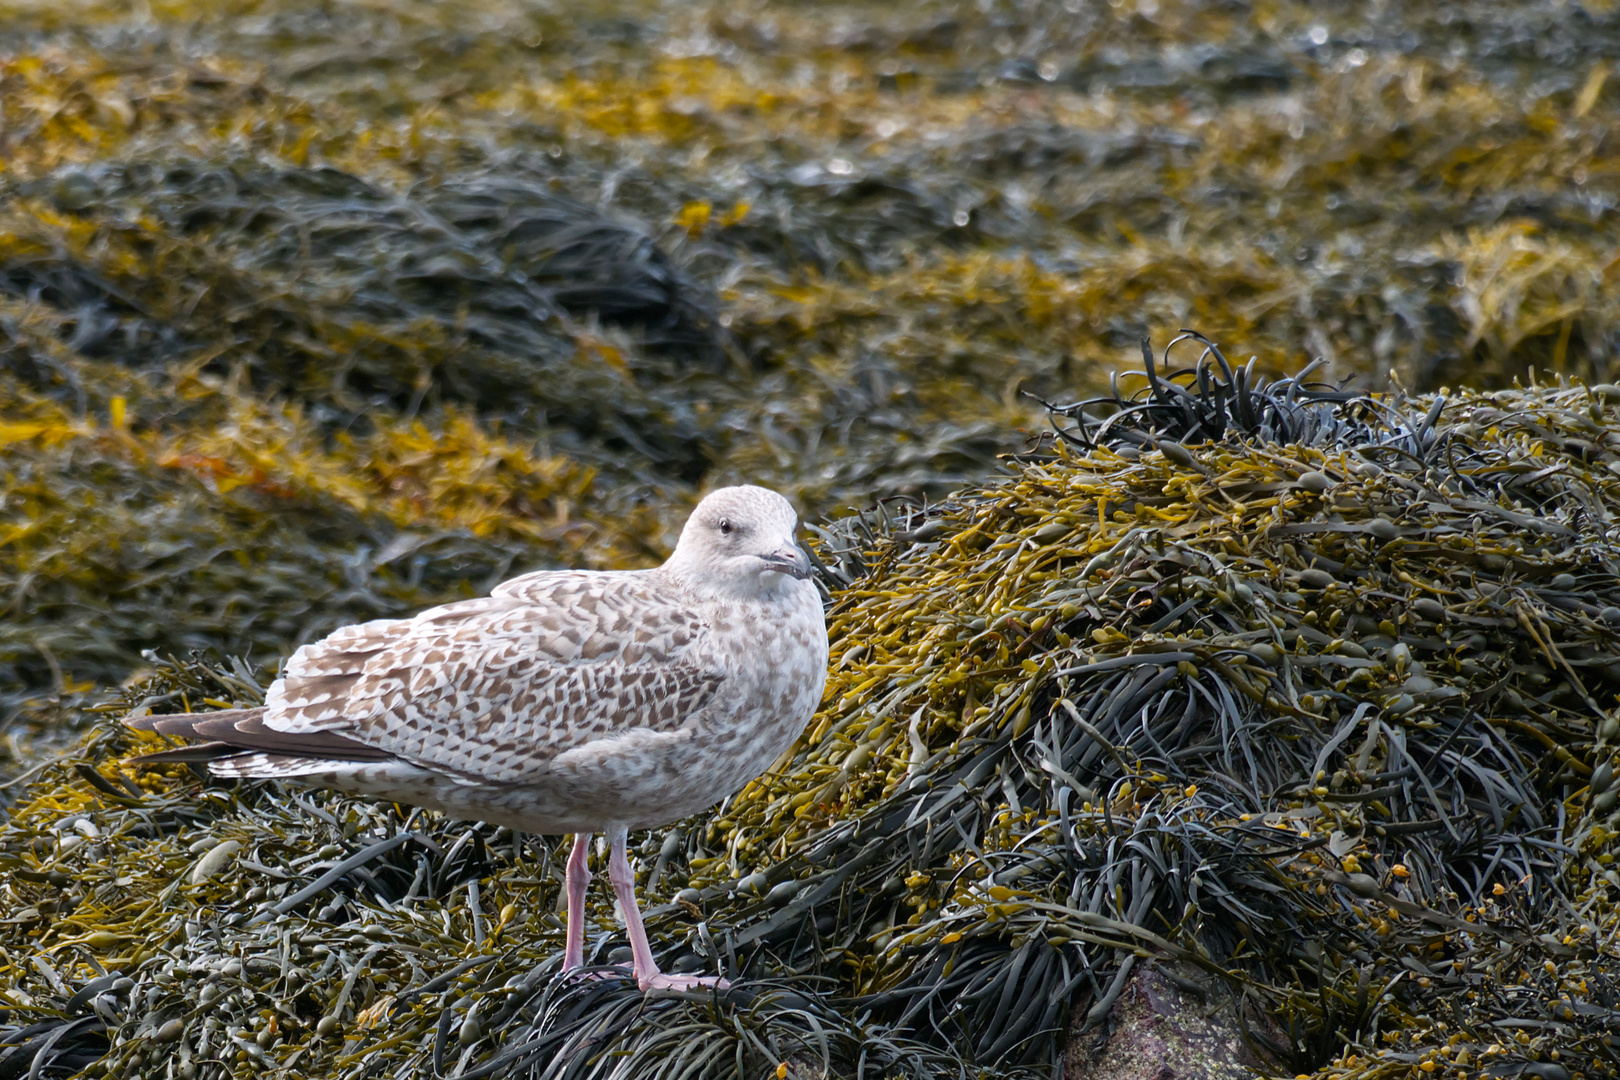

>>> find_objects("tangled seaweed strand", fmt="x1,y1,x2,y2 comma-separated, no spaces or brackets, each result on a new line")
1029,330,1415,454
1,352,1619,1080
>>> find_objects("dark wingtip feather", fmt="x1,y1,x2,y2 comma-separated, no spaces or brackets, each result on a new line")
123,707,391,763
123,708,266,736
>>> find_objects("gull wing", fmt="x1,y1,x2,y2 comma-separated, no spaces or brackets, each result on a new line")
152,571,725,786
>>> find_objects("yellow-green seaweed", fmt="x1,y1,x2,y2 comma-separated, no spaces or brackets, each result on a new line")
1,369,1618,1078
2,0,1619,1077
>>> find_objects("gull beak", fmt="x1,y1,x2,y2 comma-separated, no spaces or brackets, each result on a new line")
759,542,812,580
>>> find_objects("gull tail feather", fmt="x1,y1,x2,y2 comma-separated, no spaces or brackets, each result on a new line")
126,707,391,775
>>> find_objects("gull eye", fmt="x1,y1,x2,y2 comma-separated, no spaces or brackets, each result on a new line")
718,519,732,535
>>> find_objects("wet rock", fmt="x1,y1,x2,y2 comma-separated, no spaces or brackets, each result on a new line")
1064,962,1285,1080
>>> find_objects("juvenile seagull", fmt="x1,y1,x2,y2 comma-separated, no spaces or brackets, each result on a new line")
127,485,828,991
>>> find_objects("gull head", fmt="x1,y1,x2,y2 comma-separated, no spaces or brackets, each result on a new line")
665,485,812,597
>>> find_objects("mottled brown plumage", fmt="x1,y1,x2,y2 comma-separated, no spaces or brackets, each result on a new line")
128,485,828,990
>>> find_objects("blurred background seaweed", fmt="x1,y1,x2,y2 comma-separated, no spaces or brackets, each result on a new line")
3,0,1618,707
0,1,1618,1077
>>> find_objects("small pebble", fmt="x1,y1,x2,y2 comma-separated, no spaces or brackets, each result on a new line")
1297,568,1335,590
1154,440,1196,468
189,840,241,886
1297,470,1332,493
1033,521,1072,544
1412,598,1447,622
900,519,945,543
52,171,99,211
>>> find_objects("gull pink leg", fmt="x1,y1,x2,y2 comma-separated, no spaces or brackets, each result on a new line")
606,828,728,992
563,832,591,971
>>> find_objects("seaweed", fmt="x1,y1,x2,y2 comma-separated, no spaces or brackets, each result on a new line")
4,157,728,463
1,350,1618,1080
1030,331,1377,452
6,0,1618,705
1,0,1619,1076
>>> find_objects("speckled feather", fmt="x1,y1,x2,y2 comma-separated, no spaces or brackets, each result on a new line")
130,486,829,834
261,572,726,784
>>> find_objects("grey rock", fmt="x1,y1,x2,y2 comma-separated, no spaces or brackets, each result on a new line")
1064,962,1285,1080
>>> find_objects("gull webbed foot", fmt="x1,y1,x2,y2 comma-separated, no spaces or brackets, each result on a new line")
637,970,729,992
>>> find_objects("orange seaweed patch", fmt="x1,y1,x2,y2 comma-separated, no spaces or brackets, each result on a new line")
159,453,298,500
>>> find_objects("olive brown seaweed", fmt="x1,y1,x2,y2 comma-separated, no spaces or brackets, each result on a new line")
0,367,1617,1079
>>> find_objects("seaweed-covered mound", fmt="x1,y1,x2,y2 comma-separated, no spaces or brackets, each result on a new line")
1,364,1617,1079
5,0,1619,719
